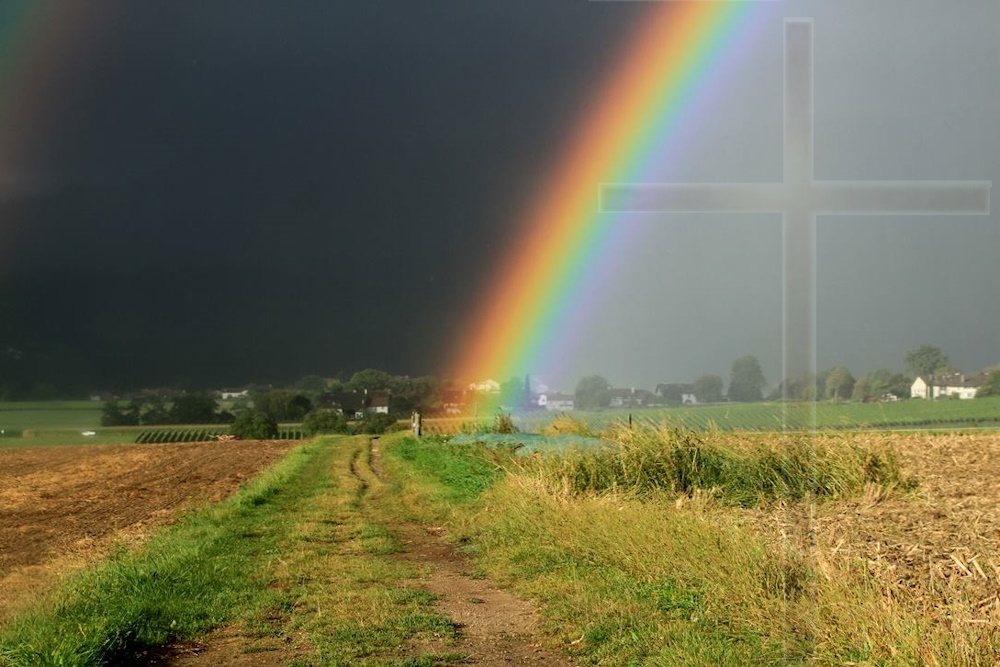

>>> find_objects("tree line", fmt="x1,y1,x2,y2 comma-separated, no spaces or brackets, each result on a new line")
100,369,442,434
573,344,1000,408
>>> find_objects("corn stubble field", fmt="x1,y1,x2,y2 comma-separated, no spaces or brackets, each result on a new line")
0,425,998,665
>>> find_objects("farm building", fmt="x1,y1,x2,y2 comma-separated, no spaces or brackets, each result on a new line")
219,388,249,400
911,374,984,400
537,393,575,412
607,388,653,408
655,383,698,405
317,390,374,418
367,392,391,415
441,389,467,415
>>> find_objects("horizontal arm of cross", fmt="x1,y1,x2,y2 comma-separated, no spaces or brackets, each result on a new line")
600,183,787,213
600,180,990,215
810,181,991,215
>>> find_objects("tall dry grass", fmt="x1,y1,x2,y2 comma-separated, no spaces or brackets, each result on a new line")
522,424,913,507
386,430,998,664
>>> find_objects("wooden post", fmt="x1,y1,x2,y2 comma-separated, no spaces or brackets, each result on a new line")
411,411,422,437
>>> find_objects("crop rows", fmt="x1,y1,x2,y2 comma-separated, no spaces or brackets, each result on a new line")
134,427,304,444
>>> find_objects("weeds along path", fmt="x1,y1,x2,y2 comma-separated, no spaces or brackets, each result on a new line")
358,438,572,666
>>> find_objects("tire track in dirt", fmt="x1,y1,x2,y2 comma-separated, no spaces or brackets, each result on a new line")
361,438,573,666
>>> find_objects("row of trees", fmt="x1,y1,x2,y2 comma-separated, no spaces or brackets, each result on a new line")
101,369,441,427
101,392,232,426
571,345,999,407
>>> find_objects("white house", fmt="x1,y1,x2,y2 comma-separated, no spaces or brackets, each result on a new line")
537,393,575,412
654,383,698,405
911,374,984,400
367,393,390,414
220,388,249,400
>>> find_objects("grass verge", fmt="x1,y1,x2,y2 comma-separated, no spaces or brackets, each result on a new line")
380,432,998,666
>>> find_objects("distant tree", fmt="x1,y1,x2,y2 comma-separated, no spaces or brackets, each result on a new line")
824,367,855,402
692,374,724,404
977,371,1000,398
779,371,823,401
851,375,870,402
905,345,951,380
295,375,328,398
729,356,766,402
169,392,219,424
101,400,139,427
853,369,911,401
574,375,611,410
302,408,349,436
135,394,171,425
658,384,684,406
499,376,525,408
348,369,393,392
231,409,279,439
256,390,312,421
887,373,912,399
354,412,398,435
388,375,439,416
288,394,313,420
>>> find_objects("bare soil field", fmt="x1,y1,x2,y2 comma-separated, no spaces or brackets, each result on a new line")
0,440,297,619
753,432,1000,621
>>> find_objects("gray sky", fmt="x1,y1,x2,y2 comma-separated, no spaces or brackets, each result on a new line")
559,0,999,392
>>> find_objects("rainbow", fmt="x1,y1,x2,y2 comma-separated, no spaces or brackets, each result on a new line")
0,2,112,195
449,1,773,386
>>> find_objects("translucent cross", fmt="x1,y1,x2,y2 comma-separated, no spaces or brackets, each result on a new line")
601,19,991,407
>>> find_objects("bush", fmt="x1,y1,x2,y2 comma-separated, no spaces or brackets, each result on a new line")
302,409,349,436
353,413,399,435
101,401,138,427
490,409,519,434
231,409,279,440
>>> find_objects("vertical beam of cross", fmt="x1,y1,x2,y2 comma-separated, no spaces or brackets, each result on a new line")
600,19,991,422
782,20,814,403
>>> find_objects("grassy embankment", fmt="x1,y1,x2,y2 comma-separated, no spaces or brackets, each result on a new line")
0,437,458,666
380,426,998,665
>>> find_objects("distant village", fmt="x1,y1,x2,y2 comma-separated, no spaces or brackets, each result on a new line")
81,345,997,426
441,380,697,416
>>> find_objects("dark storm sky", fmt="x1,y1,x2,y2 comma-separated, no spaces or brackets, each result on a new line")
1,1,644,388
2,1,998,393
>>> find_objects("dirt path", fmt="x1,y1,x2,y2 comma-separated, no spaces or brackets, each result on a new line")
142,438,571,666
366,438,572,666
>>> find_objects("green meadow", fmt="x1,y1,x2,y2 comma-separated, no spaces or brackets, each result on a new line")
436,396,1000,434
0,401,103,432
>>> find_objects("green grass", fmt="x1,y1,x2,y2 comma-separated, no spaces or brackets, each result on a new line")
379,433,999,666
390,437,510,504
0,437,458,666
499,396,1000,433
0,401,103,432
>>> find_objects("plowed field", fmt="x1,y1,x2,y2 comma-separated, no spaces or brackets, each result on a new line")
0,440,297,618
